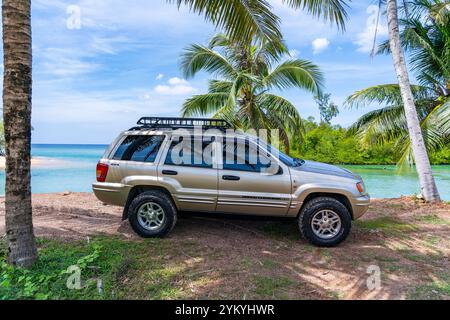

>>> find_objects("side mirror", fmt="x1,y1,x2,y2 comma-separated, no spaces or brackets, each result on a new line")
261,162,283,175
277,166,284,175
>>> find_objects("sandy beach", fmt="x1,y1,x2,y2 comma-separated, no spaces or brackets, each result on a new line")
0,156,71,170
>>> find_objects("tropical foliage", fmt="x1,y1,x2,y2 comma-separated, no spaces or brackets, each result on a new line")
314,92,339,124
180,34,324,152
346,0,450,165
170,0,349,43
291,117,450,165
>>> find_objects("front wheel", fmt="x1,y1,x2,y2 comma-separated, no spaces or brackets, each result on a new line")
128,191,177,238
299,197,352,247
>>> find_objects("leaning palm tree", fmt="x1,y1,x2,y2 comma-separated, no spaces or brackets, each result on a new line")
386,0,441,202
180,34,324,152
2,0,38,267
347,0,448,202
170,0,350,44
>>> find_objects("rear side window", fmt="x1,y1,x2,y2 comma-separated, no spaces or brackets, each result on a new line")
165,138,214,168
113,135,165,162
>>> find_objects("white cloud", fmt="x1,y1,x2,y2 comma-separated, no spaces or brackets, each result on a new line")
312,38,330,54
89,36,130,55
167,77,188,85
354,5,388,53
154,85,196,95
156,73,164,80
38,48,100,77
154,77,197,95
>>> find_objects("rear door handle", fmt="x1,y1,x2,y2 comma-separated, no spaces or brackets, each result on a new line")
162,170,178,176
222,175,240,181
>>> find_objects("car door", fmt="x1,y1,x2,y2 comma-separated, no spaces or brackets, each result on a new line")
216,138,292,216
157,135,218,212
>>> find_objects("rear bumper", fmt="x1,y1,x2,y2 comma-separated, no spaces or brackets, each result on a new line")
92,182,130,207
351,194,370,220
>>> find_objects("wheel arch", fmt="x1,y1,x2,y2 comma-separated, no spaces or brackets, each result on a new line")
298,192,354,220
122,185,176,220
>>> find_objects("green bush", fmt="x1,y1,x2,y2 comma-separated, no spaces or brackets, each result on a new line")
291,119,448,165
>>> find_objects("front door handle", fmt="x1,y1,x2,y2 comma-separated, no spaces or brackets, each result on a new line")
162,170,178,176
222,175,240,181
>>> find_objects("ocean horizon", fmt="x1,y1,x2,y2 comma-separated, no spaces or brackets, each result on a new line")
0,144,449,200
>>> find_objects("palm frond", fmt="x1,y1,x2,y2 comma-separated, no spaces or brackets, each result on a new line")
180,44,236,79
282,0,349,31
351,100,450,165
263,59,324,93
170,0,282,42
258,93,302,130
345,84,434,108
208,80,234,93
181,93,229,117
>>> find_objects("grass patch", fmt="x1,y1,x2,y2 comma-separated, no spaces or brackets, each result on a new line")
373,255,400,263
397,249,444,265
416,215,450,226
261,259,278,270
408,274,450,300
355,217,416,234
424,236,441,247
253,275,293,298
0,236,187,300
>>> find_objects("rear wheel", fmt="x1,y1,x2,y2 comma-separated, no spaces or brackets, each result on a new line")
128,191,177,238
299,197,352,247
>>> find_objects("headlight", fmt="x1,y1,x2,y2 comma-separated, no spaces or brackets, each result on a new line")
356,181,366,194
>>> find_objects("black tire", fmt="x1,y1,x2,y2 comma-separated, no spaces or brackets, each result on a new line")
299,197,352,247
128,191,177,238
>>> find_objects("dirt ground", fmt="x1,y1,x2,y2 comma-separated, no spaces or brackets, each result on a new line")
0,193,449,300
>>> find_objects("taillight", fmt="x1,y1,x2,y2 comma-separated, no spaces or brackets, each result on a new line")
96,163,109,182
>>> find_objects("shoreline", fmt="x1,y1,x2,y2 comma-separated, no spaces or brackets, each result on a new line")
0,156,72,170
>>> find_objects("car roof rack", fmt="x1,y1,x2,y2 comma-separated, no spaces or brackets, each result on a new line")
130,117,233,131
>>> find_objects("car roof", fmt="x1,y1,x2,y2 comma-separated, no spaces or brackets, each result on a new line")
121,128,256,140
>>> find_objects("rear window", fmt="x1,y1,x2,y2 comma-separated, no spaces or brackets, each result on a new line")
113,135,165,162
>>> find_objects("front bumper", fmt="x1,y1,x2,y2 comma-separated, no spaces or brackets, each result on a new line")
351,194,370,220
92,182,130,207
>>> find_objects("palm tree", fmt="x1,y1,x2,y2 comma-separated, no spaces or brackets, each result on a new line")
347,0,445,202
170,0,350,43
180,34,324,152
2,0,38,267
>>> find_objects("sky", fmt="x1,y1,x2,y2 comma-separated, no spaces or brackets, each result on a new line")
1,0,401,144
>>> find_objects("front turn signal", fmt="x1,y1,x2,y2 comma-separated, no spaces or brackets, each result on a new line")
356,181,365,194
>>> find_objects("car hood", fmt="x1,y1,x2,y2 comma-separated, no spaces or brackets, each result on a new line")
291,160,358,179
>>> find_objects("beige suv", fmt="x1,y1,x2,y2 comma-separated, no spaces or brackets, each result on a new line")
93,117,370,247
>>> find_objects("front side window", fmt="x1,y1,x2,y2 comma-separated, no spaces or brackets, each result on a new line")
222,139,272,172
113,135,165,162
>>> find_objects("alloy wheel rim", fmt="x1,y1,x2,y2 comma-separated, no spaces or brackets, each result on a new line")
137,202,166,231
311,210,342,240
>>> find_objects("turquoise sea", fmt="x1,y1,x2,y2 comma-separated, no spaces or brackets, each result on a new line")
0,144,449,200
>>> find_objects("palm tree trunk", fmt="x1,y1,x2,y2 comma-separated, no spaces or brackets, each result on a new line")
386,0,441,202
2,0,38,267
